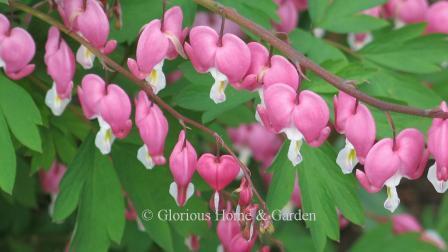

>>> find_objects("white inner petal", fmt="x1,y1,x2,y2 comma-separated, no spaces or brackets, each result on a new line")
169,182,178,205
185,183,195,203
347,32,372,51
282,127,304,141
427,163,448,193
137,144,155,170
0,57,5,68
145,60,166,94
336,139,358,174
288,138,304,166
209,68,228,104
76,45,95,70
214,191,220,213
384,185,400,213
45,82,71,116
217,244,224,252
95,117,115,155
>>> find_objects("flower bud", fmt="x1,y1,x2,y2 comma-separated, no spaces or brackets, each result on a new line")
169,130,198,207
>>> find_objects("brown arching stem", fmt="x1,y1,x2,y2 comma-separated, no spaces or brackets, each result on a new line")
7,0,269,217
193,0,448,119
385,112,397,149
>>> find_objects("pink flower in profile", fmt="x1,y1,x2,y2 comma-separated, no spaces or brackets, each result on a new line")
217,203,257,252
334,92,376,174
39,161,67,216
193,11,245,38
95,83,132,154
185,26,251,103
0,14,35,80
426,1,448,34
232,42,299,92
392,214,447,250
273,0,299,33
185,235,200,252
73,0,117,69
44,27,76,116
169,130,198,207
427,102,448,193
135,91,168,169
236,178,253,212
347,7,382,50
128,6,187,94
78,74,106,119
257,83,330,165
356,128,429,212
392,214,423,234
385,0,429,25
197,154,240,211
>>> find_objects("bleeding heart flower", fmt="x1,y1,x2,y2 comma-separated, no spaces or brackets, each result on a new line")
128,6,187,94
185,26,251,103
217,203,257,252
257,83,330,165
347,7,381,50
169,130,198,207
334,92,376,174
236,178,253,213
356,128,429,212
135,91,169,169
44,27,76,116
392,214,447,249
185,235,200,252
392,214,423,234
385,0,429,26
124,198,146,231
78,74,107,120
197,153,240,211
39,161,67,216
427,101,448,193
56,0,83,29
273,0,299,33
426,1,448,34
73,0,117,69
233,42,299,92
0,14,35,80
193,11,245,38
292,0,308,11
228,123,282,167
95,83,132,154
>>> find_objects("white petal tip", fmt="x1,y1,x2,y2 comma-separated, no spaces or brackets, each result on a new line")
288,139,303,166
427,164,448,193
45,84,71,116
384,186,400,213
137,145,155,170
94,122,115,155
336,141,358,175
76,45,95,69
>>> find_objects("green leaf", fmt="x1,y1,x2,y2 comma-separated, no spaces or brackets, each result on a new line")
112,143,175,252
173,62,257,123
53,135,95,221
0,113,16,194
360,27,448,74
12,159,37,208
351,223,439,252
266,142,297,212
298,143,364,251
309,0,388,33
289,29,347,64
70,151,125,252
31,128,56,174
219,0,276,30
0,74,42,152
